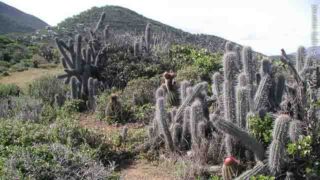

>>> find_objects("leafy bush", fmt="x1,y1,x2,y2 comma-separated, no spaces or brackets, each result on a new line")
176,65,203,84
248,113,273,146
287,135,312,158
0,118,116,178
0,84,20,98
2,144,113,180
121,76,160,106
28,76,66,104
96,91,132,124
168,45,222,78
131,103,155,124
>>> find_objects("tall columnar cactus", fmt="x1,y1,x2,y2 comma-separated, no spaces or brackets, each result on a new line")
254,72,272,111
213,118,265,161
260,59,272,77
212,72,223,97
197,121,207,139
156,97,175,152
223,52,238,123
172,123,182,147
225,41,233,52
70,76,80,99
268,115,291,175
242,46,254,85
268,140,286,176
181,106,191,149
288,120,304,143
145,23,151,54
234,45,242,70
296,46,306,74
174,82,208,123
190,100,204,147
87,77,99,109
133,39,139,57
274,74,286,107
236,73,250,129
180,80,191,104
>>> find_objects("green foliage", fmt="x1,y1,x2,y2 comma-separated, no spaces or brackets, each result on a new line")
27,76,67,104
0,84,20,98
287,135,312,158
248,113,273,146
121,76,160,106
176,65,202,84
60,99,84,115
132,103,155,124
0,118,114,179
169,45,222,79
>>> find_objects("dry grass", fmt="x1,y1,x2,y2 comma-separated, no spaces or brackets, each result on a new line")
0,66,63,88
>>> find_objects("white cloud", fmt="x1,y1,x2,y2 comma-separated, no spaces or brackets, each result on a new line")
2,0,314,55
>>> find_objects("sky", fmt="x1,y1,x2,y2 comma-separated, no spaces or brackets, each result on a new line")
1,0,317,55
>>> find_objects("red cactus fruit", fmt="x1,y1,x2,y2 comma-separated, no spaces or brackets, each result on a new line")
224,156,240,166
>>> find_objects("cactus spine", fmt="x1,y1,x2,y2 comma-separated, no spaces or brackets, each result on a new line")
174,82,208,123
296,46,306,74
180,80,191,103
236,73,250,129
235,161,267,180
268,115,291,175
214,119,265,161
288,120,303,143
156,97,175,152
190,100,203,147
145,23,151,54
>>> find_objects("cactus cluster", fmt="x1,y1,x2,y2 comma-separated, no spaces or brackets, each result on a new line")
55,13,107,109
55,13,155,110
145,42,320,179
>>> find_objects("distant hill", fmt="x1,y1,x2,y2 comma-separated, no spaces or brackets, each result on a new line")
56,6,243,54
0,2,48,34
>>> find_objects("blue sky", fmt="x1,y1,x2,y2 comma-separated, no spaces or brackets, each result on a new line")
2,0,315,55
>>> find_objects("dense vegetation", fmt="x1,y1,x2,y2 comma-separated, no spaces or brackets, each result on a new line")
0,35,59,76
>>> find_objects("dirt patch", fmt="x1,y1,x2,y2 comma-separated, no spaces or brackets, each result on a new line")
78,114,177,180
120,160,177,180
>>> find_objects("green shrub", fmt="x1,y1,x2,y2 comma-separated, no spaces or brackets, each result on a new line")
132,103,155,124
0,118,116,178
287,135,312,158
121,76,160,106
28,76,66,104
0,61,11,68
96,90,132,124
59,99,85,115
168,45,222,77
176,65,202,84
0,84,20,98
248,113,273,146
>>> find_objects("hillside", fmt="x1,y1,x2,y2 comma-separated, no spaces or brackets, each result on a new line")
0,2,48,34
56,6,232,53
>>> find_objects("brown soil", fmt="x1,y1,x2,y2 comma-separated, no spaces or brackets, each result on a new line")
78,114,177,180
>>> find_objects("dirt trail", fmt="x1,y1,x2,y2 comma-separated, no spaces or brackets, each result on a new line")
78,114,176,180
0,67,63,88
120,160,176,180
